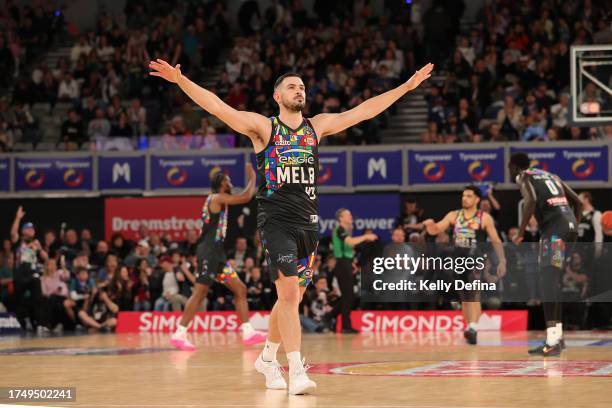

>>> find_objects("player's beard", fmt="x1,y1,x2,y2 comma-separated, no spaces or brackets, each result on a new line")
282,96,305,112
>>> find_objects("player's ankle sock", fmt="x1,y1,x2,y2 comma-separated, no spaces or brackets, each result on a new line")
468,322,478,331
287,351,302,374
555,322,563,339
546,326,559,346
241,322,255,338
262,340,280,362
175,324,188,337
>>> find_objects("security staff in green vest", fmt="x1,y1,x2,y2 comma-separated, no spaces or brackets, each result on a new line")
332,208,378,333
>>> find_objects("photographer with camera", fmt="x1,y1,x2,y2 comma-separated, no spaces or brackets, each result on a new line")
10,206,48,330
77,277,119,331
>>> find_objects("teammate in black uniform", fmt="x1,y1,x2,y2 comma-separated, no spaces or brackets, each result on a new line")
170,165,265,351
150,58,433,394
509,153,582,356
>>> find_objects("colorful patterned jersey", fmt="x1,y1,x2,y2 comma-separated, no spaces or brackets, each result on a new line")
198,194,228,258
452,209,486,249
256,116,319,231
521,168,576,231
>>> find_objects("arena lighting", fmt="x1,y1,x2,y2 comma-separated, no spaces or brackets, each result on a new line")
580,101,601,114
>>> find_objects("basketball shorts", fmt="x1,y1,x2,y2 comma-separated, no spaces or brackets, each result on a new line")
539,220,577,271
195,256,239,286
260,223,318,287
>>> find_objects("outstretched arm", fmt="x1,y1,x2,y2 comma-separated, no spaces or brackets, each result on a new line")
422,211,456,236
488,187,501,210
310,63,434,138
11,206,25,244
344,233,378,247
149,59,270,148
211,164,257,208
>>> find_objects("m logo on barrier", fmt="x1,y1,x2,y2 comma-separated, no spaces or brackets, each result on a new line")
112,162,131,183
368,158,387,179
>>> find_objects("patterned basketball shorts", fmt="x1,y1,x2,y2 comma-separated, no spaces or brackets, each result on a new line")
195,258,239,286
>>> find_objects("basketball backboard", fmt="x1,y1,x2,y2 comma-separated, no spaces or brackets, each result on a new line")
570,45,612,126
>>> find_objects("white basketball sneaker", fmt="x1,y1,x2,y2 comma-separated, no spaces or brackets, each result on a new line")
254,354,287,390
288,359,316,395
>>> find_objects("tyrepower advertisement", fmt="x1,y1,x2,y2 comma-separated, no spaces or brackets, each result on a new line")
104,197,205,241
117,310,526,333
338,311,527,332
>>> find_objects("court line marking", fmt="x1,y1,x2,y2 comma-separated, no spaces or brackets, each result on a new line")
21,405,516,408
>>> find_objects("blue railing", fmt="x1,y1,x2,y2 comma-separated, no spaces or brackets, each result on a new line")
1,141,610,196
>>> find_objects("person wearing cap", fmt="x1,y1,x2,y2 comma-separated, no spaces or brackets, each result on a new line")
124,239,157,268
10,206,48,330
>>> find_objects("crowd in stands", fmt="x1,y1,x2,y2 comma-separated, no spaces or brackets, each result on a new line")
1,0,611,152
1,0,416,151
1,0,231,151
2,186,612,334
210,0,420,146
421,0,612,144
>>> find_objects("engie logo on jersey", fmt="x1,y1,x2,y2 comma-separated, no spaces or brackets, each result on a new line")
277,148,315,165
275,148,316,185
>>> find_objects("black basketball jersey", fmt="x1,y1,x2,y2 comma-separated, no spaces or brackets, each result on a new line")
256,116,319,231
521,168,576,232
577,210,597,242
197,195,228,260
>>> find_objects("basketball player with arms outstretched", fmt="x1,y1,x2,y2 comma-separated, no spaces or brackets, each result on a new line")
150,59,433,394
509,153,582,356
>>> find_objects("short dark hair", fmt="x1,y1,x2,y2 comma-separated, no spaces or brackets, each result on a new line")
509,152,531,170
210,171,226,193
581,191,592,203
464,185,482,199
74,265,88,275
274,72,302,90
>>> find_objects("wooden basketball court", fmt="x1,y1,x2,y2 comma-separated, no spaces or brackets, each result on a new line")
2,331,612,407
